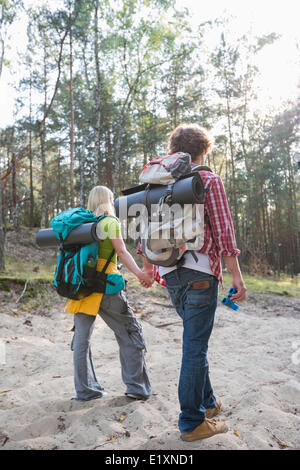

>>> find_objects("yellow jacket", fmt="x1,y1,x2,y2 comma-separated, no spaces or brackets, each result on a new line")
63,257,121,316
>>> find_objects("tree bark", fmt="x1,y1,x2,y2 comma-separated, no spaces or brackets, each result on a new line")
0,175,4,270
172,61,178,128
11,151,19,230
79,146,85,207
40,32,48,228
0,4,5,80
11,152,17,209
94,0,102,183
56,152,61,214
0,7,5,269
105,126,113,189
69,20,74,207
224,70,240,246
29,72,34,227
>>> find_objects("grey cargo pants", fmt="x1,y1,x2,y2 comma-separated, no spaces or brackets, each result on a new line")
71,290,151,401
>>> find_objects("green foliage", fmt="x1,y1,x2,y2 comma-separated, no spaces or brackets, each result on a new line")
0,2,299,277
4,252,56,282
222,273,300,298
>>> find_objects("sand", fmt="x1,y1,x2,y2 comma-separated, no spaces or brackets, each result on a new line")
0,280,299,450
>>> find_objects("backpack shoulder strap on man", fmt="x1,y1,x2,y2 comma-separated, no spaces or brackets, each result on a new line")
191,164,213,173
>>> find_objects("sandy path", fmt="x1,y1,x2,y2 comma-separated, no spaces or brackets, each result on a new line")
0,284,299,450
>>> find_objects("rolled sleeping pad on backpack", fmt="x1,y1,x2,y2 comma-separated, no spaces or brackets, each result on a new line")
114,173,205,217
36,174,205,247
36,222,100,248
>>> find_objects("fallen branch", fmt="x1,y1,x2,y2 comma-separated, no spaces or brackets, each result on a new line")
152,302,175,309
2,436,9,446
91,440,111,450
16,280,29,304
155,321,182,328
265,427,289,448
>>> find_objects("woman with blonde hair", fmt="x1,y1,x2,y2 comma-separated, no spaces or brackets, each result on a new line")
65,185,153,402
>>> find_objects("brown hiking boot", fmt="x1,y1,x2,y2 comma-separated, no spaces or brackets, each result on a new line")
181,418,228,442
206,398,222,419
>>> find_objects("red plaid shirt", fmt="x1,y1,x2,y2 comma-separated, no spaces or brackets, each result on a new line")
196,170,240,287
137,170,240,288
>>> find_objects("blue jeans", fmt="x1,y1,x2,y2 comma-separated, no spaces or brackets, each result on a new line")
163,267,219,433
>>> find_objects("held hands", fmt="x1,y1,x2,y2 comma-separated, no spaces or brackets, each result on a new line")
230,276,247,303
137,269,155,288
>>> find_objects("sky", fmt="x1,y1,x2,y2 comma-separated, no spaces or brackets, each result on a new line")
0,0,299,128
176,0,299,107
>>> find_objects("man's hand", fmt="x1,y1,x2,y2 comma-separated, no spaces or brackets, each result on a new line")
138,268,155,288
230,276,247,303
223,256,247,303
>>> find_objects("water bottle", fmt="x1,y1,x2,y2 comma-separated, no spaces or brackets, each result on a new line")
86,257,96,268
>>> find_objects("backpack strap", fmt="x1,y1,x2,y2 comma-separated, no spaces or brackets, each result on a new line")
143,184,151,212
191,164,213,173
100,249,116,273
96,215,119,272
191,163,213,194
95,214,120,243
164,183,173,204
97,214,112,223
56,233,65,282
158,183,173,206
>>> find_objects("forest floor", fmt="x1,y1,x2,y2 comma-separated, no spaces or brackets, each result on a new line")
0,229,299,450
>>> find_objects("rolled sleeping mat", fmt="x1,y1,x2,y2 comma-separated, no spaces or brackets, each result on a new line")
114,173,205,217
36,222,100,248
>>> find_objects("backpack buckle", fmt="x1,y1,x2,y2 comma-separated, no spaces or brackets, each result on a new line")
163,183,173,205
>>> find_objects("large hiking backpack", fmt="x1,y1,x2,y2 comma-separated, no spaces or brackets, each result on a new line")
51,208,125,300
139,152,211,267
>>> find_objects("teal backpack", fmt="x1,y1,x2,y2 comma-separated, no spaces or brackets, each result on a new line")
51,208,125,300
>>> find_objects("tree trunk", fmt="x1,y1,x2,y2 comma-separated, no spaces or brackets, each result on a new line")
11,152,17,209
0,174,5,270
11,151,19,230
172,64,178,128
29,72,34,227
286,147,299,274
94,0,102,183
112,70,142,192
106,127,113,189
0,5,4,80
39,122,48,227
40,33,48,228
225,89,240,246
79,147,85,207
56,153,61,214
69,21,74,207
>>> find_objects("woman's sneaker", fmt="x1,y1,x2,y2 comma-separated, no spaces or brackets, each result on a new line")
125,393,149,400
72,391,108,402
181,418,228,442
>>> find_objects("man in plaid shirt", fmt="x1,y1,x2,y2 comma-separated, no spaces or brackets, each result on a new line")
139,123,247,441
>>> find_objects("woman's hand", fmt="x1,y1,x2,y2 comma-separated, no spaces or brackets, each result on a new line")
111,237,155,287
138,269,154,288
140,257,155,288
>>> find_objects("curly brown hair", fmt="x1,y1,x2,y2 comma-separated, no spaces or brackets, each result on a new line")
168,123,213,161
